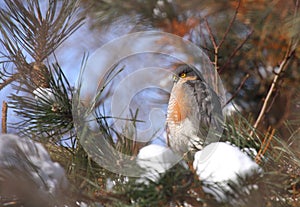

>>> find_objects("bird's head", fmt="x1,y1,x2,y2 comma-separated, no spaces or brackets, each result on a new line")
172,64,203,83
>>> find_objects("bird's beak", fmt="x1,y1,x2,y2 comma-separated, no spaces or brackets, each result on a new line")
172,75,179,83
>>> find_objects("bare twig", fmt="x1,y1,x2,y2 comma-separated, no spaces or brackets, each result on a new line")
255,127,275,164
219,29,253,73
250,50,295,137
223,73,250,107
265,79,282,113
204,0,241,93
218,0,241,48
204,18,218,49
2,101,8,133
204,18,218,69
0,72,19,91
204,18,219,93
260,128,275,157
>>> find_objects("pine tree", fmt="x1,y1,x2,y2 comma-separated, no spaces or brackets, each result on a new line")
0,0,299,206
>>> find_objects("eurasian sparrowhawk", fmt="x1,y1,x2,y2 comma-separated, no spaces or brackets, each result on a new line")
166,64,223,154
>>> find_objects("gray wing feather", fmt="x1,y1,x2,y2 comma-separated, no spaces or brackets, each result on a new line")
185,79,223,137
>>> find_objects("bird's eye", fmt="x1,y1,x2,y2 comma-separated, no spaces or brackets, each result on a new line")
180,73,187,78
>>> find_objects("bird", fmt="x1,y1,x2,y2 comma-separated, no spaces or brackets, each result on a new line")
166,64,223,155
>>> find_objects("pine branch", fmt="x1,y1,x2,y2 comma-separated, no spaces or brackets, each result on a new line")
8,62,74,141
0,0,84,62
0,0,84,90
0,73,19,91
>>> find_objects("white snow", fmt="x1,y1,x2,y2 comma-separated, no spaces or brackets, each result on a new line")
222,101,241,116
136,144,183,183
193,142,262,202
0,134,68,199
33,87,56,103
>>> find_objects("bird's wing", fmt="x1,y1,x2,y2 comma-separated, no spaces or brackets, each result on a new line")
185,79,223,134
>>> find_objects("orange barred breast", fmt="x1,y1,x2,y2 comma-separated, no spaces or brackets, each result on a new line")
167,84,190,124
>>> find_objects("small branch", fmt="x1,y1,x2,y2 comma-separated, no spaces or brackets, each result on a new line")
255,129,269,164
255,127,275,164
223,73,250,107
260,128,275,156
265,75,284,114
204,17,218,69
204,18,219,93
204,18,218,49
218,0,241,48
219,29,253,73
0,72,19,91
2,101,8,133
204,1,241,93
250,50,295,137
204,18,218,69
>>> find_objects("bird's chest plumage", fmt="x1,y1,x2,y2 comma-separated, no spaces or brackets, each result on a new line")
166,80,200,152
168,84,191,122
